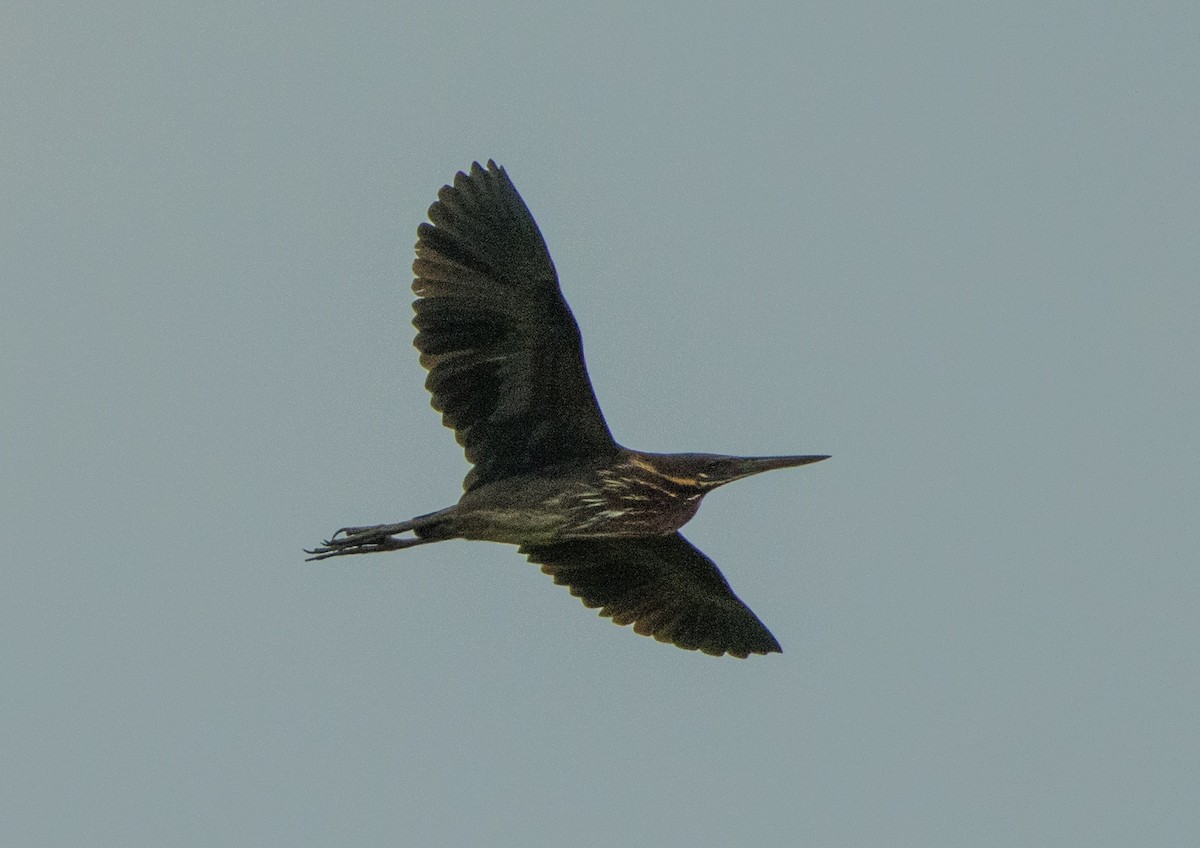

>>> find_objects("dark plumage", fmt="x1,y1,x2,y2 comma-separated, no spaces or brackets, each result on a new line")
308,161,828,658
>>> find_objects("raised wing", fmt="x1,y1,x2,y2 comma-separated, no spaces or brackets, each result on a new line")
413,161,619,491
521,533,781,658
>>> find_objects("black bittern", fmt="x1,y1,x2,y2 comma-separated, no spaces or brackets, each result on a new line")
307,161,828,658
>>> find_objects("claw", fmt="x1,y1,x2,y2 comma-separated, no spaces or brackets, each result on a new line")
305,546,354,562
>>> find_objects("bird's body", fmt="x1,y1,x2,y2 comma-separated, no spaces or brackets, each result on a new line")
308,161,828,657
443,452,708,545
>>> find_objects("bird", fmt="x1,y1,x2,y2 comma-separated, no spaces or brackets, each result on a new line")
307,160,828,658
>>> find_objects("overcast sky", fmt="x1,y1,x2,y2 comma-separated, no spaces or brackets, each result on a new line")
4,2,1198,845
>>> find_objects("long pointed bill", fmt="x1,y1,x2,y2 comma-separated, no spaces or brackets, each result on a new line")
714,454,830,485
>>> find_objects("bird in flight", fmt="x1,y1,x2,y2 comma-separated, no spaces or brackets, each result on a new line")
307,161,828,657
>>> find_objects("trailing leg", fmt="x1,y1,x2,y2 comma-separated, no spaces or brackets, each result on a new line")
305,507,457,561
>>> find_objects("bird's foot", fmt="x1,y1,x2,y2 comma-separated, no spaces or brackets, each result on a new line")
304,522,427,561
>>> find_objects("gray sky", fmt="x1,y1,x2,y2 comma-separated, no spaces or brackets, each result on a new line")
4,3,1198,845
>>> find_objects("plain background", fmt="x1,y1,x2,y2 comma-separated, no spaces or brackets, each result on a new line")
3,2,1198,845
